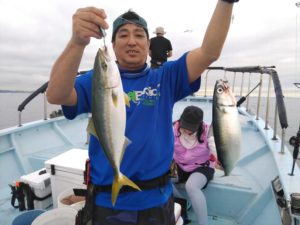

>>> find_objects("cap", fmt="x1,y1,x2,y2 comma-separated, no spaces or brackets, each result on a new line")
112,11,148,42
154,26,166,35
179,106,203,132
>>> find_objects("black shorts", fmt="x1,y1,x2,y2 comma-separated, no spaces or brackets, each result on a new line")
177,166,214,189
92,196,175,225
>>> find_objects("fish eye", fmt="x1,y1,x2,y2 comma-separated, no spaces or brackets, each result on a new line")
217,87,223,94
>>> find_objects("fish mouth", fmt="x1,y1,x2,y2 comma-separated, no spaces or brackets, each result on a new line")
100,48,112,62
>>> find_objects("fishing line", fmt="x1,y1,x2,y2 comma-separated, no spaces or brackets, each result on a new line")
99,27,107,49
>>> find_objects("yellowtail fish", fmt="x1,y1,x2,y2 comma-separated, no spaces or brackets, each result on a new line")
87,48,140,206
212,79,241,176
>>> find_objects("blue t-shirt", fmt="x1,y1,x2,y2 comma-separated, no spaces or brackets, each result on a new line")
62,52,200,210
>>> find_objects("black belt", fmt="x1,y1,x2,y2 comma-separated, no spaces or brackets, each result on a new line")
74,172,170,197
95,172,170,193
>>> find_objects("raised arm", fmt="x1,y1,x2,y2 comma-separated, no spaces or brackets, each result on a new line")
47,7,108,106
187,0,235,83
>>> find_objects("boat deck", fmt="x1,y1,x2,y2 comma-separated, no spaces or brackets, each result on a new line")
0,96,300,225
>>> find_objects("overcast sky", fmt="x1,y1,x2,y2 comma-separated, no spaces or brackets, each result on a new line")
0,0,299,91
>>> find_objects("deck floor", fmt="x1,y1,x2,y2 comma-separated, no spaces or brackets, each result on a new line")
1,97,298,225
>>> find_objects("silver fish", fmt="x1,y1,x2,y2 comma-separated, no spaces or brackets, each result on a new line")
87,48,140,206
212,79,241,176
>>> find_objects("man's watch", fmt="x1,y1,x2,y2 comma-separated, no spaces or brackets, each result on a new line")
222,0,239,3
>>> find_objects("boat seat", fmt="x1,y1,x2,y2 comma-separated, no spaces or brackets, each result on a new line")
173,167,258,218
210,168,254,190
174,167,256,191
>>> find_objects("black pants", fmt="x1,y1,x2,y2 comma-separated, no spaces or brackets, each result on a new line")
92,196,175,225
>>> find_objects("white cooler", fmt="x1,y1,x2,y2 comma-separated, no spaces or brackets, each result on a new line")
20,168,52,209
44,148,88,208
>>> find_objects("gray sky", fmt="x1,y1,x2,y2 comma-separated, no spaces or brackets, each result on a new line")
0,0,299,91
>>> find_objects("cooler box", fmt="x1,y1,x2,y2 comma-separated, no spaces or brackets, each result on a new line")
44,148,88,208
20,168,52,209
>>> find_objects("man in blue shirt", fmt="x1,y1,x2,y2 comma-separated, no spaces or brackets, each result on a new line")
47,1,238,224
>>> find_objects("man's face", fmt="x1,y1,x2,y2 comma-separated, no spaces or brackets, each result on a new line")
113,23,150,70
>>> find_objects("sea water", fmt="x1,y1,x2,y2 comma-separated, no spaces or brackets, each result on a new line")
0,92,60,129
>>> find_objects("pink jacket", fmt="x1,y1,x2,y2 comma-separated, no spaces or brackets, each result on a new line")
173,121,215,172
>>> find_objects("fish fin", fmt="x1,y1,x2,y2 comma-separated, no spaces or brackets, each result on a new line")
120,137,131,162
111,172,141,206
124,93,130,107
125,137,132,147
112,89,118,107
86,118,99,140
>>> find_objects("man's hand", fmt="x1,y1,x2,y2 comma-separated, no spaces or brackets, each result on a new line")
71,7,109,47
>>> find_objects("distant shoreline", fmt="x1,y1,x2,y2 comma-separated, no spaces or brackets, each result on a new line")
0,90,33,93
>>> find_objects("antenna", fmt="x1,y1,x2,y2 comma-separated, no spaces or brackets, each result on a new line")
296,2,300,83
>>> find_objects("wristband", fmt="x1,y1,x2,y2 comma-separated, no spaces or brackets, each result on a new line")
222,0,239,3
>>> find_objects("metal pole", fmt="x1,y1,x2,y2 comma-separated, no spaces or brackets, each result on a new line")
204,70,209,97
246,73,251,111
18,111,22,127
256,74,263,120
232,72,236,93
223,70,227,80
264,75,272,129
43,93,48,120
240,73,244,97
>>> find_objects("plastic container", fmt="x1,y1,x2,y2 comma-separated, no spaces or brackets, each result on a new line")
57,187,85,210
20,168,52,209
31,207,78,225
44,149,88,208
12,209,45,225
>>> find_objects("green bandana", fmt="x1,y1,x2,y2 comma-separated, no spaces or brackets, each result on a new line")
111,15,148,42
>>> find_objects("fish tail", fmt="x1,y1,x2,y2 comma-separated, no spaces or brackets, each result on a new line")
111,172,141,206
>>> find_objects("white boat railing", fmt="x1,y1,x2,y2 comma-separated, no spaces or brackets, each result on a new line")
17,81,49,127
